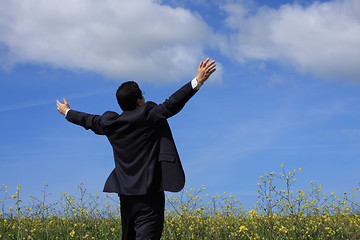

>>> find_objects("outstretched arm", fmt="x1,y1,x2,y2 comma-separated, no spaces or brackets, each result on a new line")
148,58,216,123
56,97,105,135
56,97,70,115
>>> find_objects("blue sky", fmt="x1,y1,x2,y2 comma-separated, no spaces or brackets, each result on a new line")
1,0,360,209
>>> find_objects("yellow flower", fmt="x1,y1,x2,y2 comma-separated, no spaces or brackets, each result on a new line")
279,226,288,233
17,185,21,190
69,230,75,237
249,210,257,217
239,225,248,233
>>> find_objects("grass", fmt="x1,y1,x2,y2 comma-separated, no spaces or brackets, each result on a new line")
1,165,359,239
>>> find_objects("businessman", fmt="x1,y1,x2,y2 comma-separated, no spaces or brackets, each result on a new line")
56,58,216,240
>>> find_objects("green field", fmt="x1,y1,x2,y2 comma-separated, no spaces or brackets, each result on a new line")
1,166,359,239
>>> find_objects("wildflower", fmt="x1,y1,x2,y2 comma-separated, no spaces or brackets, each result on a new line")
249,210,257,217
279,226,288,234
239,225,248,233
17,185,21,190
69,230,75,237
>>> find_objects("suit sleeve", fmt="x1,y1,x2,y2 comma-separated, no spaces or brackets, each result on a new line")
65,110,106,135
147,81,198,123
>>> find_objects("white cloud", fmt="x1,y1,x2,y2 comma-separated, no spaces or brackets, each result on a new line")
0,0,218,83
221,0,360,81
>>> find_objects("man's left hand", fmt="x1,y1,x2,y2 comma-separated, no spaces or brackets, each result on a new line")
56,97,70,115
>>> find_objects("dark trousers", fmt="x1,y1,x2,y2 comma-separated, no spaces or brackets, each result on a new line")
119,191,165,240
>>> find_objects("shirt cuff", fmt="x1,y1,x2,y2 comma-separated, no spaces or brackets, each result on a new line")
65,109,70,117
191,77,203,90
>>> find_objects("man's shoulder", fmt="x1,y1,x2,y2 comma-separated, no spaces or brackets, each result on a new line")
145,101,157,107
101,111,120,121
103,111,120,116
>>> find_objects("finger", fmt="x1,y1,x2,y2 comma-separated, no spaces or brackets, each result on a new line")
207,68,216,77
199,61,203,68
206,61,216,69
206,64,216,72
63,97,68,104
208,60,215,66
203,58,210,65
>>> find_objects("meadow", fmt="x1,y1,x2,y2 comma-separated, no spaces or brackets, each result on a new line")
1,165,359,239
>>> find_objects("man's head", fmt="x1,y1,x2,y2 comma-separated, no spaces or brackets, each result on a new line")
116,81,144,111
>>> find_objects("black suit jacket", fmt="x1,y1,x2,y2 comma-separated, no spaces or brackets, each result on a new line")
66,81,197,195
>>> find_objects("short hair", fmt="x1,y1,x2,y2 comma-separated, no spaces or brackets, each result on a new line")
116,81,142,111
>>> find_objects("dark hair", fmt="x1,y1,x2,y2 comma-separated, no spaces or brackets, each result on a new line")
116,81,142,111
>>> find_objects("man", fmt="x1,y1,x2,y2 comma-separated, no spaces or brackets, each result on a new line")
56,58,216,239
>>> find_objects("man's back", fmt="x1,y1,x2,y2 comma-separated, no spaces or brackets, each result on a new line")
65,81,198,195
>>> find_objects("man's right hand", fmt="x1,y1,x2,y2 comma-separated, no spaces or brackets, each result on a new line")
196,58,216,85
56,97,70,115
